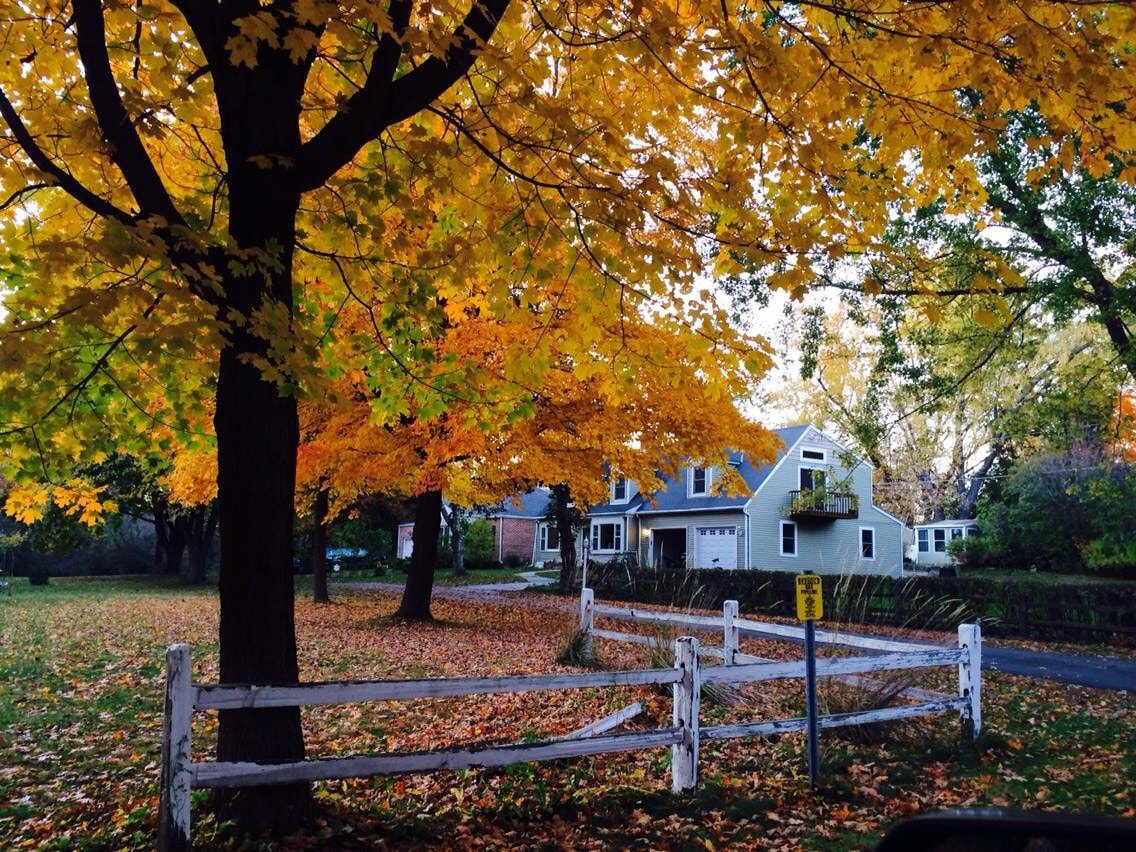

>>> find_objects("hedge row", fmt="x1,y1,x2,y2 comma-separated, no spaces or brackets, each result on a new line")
584,565,1136,643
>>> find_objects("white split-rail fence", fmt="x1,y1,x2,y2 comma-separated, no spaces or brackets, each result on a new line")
159,596,980,851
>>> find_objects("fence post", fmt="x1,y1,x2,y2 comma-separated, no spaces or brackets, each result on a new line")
579,587,595,658
579,587,594,633
159,644,193,852
722,600,739,666
957,624,982,740
671,636,700,793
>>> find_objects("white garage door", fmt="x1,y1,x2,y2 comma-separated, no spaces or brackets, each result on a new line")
695,527,737,569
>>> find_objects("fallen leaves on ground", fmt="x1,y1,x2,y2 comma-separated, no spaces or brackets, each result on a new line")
0,579,1132,850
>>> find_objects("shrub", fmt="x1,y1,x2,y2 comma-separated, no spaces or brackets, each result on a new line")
947,534,1003,568
503,554,526,569
465,518,495,563
1081,536,1136,578
390,556,411,574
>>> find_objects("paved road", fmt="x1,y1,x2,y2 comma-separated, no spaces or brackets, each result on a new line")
342,578,1135,692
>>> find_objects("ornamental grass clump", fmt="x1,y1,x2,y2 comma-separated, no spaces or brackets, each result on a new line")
817,571,972,744
556,627,603,669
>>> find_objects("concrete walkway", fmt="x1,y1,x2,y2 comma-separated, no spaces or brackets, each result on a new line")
341,577,1135,692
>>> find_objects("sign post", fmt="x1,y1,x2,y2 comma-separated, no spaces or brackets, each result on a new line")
795,572,823,789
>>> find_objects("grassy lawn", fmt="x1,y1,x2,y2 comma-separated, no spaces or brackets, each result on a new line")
956,568,1136,586
1,575,1132,849
532,569,561,580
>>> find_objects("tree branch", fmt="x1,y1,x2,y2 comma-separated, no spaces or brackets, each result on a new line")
294,0,511,192
73,0,184,224
0,86,134,224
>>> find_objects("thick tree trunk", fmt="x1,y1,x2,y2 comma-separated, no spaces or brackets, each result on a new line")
396,489,443,619
311,488,330,604
445,504,465,577
183,505,217,585
210,77,310,829
152,495,170,573
164,519,187,576
213,340,309,830
553,484,577,594
958,444,1002,520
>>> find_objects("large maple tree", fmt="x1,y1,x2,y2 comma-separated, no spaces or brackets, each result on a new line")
2,0,1133,834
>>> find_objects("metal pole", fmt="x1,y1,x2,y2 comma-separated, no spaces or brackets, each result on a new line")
804,617,820,789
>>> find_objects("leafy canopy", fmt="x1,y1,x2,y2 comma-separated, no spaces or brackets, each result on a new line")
1,1,1134,495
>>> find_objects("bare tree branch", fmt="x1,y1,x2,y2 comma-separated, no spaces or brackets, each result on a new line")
294,0,511,191
0,86,134,223
73,0,185,224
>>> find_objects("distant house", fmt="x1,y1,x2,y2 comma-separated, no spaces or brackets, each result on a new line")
582,424,905,577
397,424,906,576
396,491,555,564
910,519,980,568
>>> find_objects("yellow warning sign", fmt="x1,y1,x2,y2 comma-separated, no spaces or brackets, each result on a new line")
795,574,823,621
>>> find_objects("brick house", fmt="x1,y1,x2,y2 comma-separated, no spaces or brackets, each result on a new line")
396,490,554,565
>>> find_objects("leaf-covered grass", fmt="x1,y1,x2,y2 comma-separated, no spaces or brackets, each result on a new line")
0,576,1132,850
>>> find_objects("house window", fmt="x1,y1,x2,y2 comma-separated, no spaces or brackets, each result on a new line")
780,521,797,556
799,467,826,491
951,527,964,540
612,477,627,502
592,522,622,552
933,529,947,552
691,467,708,495
540,524,560,551
917,529,929,552
801,447,827,462
860,527,875,560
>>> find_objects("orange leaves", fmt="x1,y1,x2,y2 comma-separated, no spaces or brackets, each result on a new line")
163,449,218,507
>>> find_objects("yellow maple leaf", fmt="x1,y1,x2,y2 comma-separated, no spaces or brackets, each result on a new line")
3,483,48,524
225,34,259,69
282,27,319,63
974,308,1002,329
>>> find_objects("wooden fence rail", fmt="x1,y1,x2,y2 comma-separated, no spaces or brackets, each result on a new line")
159,596,981,850
580,587,982,785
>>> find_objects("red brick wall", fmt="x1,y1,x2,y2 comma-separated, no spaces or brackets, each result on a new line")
496,517,536,563
396,517,535,564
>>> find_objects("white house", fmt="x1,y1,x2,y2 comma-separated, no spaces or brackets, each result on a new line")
909,519,980,568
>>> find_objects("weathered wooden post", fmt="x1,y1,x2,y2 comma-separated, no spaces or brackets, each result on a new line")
671,636,701,793
722,600,739,666
579,587,595,658
579,587,594,633
957,624,982,739
159,644,193,852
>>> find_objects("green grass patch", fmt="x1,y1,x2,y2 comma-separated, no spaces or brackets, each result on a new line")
958,568,1136,586
321,566,526,586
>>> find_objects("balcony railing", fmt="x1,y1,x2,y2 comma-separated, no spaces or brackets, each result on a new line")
788,490,858,520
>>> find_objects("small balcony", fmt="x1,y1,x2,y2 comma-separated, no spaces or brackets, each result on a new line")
788,490,858,520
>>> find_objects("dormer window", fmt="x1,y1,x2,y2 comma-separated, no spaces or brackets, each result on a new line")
612,477,628,503
691,466,708,496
